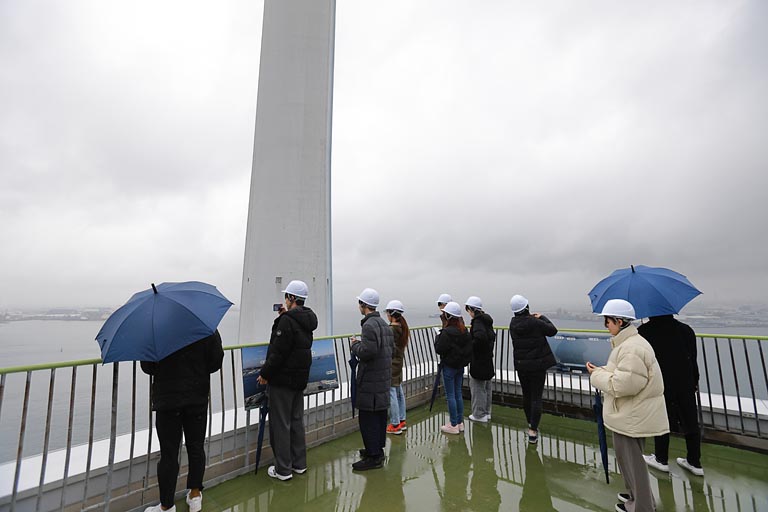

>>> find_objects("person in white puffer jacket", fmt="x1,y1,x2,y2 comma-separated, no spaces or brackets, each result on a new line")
587,299,669,512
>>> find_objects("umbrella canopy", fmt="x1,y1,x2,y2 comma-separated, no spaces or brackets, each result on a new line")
593,391,610,484
429,362,443,412
96,281,233,363
349,354,359,418
254,396,269,474
588,265,701,319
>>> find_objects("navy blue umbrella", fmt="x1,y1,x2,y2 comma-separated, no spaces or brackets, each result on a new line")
96,281,233,363
254,393,269,475
349,353,359,418
593,390,610,484
429,362,443,412
588,265,701,319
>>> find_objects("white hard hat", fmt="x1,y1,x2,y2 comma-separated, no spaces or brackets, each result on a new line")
385,300,405,313
282,280,309,299
442,301,462,318
436,293,452,304
510,295,529,313
357,288,380,308
465,296,483,310
597,299,636,320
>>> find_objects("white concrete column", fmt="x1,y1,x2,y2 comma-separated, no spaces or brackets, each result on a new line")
239,0,335,342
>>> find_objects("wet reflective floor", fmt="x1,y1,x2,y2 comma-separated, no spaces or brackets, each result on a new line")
188,403,768,512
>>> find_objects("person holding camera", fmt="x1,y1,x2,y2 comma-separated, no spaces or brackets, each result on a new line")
508,294,557,444
350,288,394,470
257,280,318,481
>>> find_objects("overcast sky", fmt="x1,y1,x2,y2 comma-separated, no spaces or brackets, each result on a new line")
1,1,766,316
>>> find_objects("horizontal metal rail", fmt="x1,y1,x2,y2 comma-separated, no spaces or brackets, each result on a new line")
0,326,765,512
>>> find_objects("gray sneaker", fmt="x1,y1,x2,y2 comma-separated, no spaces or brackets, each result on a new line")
642,454,669,472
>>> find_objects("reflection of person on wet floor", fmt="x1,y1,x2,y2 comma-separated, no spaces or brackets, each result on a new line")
351,288,394,471
442,430,471,510
638,315,704,476
386,300,409,435
469,420,501,510
140,330,223,512
434,302,472,434
257,280,318,481
465,296,495,423
508,295,557,444
519,446,556,512
588,300,669,512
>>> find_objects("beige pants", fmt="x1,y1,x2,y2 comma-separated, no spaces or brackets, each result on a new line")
613,432,656,512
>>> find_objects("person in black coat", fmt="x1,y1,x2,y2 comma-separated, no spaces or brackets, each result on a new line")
141,330,224,512
638,315,704,476
508,295,557,444
435,301,473,434
350,288,394,471
465,296,495,423
257,280,318,481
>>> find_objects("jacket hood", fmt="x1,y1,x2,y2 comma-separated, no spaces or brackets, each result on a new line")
285,306,318,332
361,311,381,326
473,312,494,328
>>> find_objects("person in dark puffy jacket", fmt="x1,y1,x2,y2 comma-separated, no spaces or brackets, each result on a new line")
435,301,473,435
351,288,394,471
141,330,224,512
465,296,495,423
257,280,318,481
639,315,704,476
508,294,557,444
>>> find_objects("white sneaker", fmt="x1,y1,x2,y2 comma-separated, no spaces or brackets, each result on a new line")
292,466,308,474
186,491,202,512
468,414,489,423
268,465,293,480
642,454,669,472
484,414,491,422
144,505,175,512
676,457,704,476
458,422,465,432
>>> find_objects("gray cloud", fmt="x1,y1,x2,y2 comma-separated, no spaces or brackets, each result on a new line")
1,1,766,317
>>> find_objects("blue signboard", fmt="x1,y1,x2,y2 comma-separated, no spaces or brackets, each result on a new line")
241,338,340,410
547,332,612,372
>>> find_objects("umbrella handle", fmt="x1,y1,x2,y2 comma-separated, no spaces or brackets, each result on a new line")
151,283,158,294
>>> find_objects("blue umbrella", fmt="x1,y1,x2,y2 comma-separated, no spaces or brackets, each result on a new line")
254,393,269,474
588,265,701,319
429,362,443,412
349,354,359,418
593,390,610,484
96,281,233,363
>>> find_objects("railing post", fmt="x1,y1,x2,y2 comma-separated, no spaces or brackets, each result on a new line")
10,371,32,512
103,363,120,511
36,368,56,511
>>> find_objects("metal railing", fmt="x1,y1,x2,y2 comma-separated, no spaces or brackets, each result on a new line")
0,327,766,511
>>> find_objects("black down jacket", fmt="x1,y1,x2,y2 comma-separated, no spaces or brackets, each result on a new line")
351,312,394,411
469,312,496,381
260,306,318,390
435,325,473,370
509,313,557,374
141,330,224,411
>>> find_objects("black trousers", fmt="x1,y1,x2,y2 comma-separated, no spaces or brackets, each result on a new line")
518,371,546,431
358,409,387,458
654,388,701,467
155,404,208,508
